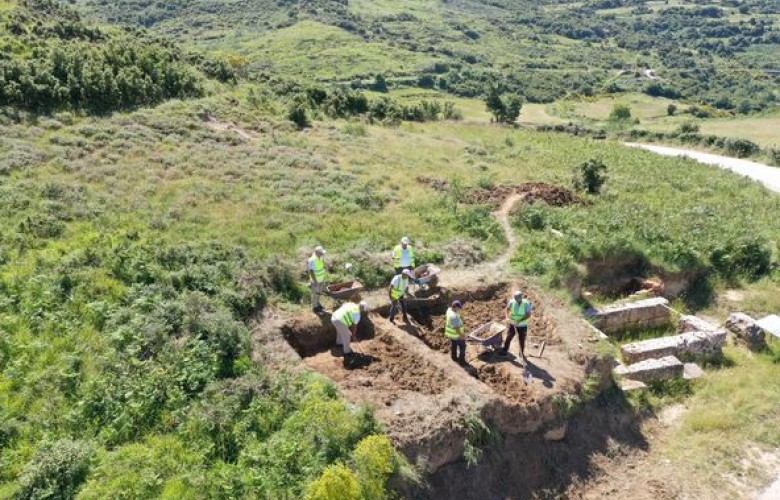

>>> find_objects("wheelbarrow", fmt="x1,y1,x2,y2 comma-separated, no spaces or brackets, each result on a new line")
326,280,364,301
467,322,505,353
413,264,440,290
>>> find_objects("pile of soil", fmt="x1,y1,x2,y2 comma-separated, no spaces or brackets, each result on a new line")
467,183,584,208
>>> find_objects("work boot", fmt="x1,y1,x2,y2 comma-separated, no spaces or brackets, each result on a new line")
457,357,468,366
343,353,356,369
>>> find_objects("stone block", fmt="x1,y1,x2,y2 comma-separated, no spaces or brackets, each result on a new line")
679,315,720,334
614,355,684,383
620,379,648,392
726,312,767,351
621,330,726,364
590,297,671,334
683,363,704,380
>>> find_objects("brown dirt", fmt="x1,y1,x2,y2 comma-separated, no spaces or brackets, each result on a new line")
415,178,585,209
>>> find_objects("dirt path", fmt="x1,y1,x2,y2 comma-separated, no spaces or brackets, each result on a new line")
493,193,525,267
625,143,780,193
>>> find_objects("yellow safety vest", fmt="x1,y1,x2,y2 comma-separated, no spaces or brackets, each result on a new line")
445,308,463,339
508,299,529,326
308,253,326,283
392,245,415,268
334,303,360,327
390,275,408,300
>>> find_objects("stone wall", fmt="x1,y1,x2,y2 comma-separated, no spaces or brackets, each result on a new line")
621,329,727,364
614,356,684,383
586,297,671,334
726,312,767,351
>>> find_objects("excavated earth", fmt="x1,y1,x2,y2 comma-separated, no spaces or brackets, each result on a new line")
258,275,615,486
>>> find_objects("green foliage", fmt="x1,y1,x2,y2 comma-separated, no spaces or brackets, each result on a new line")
573,158,608,194
677,121,701,134
710,238,772,280
0,0,209,114
352,435,396,500
305,464,361,500
15,440,93,500
667,104,677,116
288,101,312,129
608,103,631,122
485,87,522,124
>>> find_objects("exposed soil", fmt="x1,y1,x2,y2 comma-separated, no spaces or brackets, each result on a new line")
415,178,585,209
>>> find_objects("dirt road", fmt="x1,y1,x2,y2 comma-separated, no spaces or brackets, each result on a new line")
625,143,780,193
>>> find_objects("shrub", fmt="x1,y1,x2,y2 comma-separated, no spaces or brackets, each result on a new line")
722,138,760,158
573,158,608,194
288,102,311,129
305,464,361,500
608,103,631,121
677,121,700,134
710,238,771,280
15,439,93,500
352,435,396,499
485,87,522,124
667,104,677,116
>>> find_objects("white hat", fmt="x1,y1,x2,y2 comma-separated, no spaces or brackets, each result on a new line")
513,289,523,298
402,269,414,278
401,236,411,245
314,245,326,254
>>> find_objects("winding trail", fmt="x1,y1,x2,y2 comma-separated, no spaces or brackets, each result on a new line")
625,143,780,193
492,193,525,267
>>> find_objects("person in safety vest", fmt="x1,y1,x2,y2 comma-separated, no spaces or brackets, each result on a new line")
307,246,327,313
388,269,414,324
445,300,467,365
331,296,368,369
392,236,415,275
501,289,533,360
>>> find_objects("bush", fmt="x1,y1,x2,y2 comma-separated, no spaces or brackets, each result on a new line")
352,435,396,499
485,87,522,124
288,102,311,129
667,104,677,116
305,464,361,500
710,238,771,279
677,121,700,134
573,158,608,194
608,103,631,121
15,439,93,500
723,138,760,158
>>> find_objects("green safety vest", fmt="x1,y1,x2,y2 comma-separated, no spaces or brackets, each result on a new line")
390,275,408,300
335,303,360,327
308,253,326,283
508,299,530,326
445,308,463,339
392,245,415,268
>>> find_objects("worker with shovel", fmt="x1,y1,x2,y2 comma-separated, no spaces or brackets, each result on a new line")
307,245,327,313
500,290,533,360
332,296,368,369
392,236,415,275
445,300,468,365
388,269,414,324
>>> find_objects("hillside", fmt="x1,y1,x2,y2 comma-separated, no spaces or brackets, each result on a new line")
0,0,779,499
68,0,780,111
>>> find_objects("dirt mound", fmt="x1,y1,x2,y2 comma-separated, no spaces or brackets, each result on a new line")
476,363,535,405
467,183,584,208
360,333,449,395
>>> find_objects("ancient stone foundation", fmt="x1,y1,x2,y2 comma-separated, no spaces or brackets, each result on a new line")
586,297,671,334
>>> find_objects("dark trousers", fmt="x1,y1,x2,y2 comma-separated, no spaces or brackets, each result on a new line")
503,325,528,355
450,338,466,362
388,297,408,321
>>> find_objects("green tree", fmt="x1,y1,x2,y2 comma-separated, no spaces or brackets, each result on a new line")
608,103,632,121
667,103,677,116
485,87,522,124
574,158,608,194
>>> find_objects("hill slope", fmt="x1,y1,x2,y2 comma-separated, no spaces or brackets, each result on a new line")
68,0,780,110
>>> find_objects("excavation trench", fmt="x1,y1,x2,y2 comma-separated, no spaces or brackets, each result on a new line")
279,281,611,472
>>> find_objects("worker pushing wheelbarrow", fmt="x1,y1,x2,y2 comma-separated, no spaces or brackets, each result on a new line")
467,322,506,353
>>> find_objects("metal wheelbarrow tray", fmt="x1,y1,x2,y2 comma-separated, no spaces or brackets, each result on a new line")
467,322,505,350
413,264,441,286
326,280,364,300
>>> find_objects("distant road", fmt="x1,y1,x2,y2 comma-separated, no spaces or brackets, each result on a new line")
625,143,780,194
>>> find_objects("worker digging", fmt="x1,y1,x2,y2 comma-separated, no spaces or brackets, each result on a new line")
501,289,533,361
388,268,414,324
331,295,368,369
392,236,415,275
